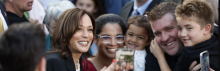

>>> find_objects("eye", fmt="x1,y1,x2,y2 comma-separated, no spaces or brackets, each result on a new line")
187,27,192,30
116,36,124,40
102,36,111,40
78,28,82,30
79,3,83,6
87,5,91,7
155,32,161,37
178,27,182,31
138,36,144,39
166,27,173,32
88,29,93,31
128,33,133,36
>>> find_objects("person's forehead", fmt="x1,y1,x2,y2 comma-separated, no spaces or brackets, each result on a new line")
151,13,176,30
99,23,123,35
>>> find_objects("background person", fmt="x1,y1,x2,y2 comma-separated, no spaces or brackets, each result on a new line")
43,0,75,51
0,22,46,71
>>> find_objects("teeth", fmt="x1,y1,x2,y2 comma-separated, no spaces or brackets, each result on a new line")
108,48,116,51
129,44,137,47
167,41,174,46
79,42,87,44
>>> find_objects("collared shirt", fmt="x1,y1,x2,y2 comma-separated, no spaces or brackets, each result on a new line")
130,0,153,17
0,9,8,32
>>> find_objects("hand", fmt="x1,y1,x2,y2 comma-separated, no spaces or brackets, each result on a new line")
100,59,116,71
189,61,214,71
150,39,164,59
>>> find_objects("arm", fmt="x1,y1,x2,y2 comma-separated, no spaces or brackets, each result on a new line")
150,39,171,71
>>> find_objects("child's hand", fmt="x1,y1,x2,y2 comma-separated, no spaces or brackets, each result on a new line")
189,61,215,71
150,39,164,59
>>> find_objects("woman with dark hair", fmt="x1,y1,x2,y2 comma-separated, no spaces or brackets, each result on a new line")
83,14,126,71
46,8,96,71
72,0,106,18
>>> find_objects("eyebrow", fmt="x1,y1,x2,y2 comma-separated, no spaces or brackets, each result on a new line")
101,34,123,36
79,25,93,27
184,24,191,27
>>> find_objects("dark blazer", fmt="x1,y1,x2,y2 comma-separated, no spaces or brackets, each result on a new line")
119,0,163,24
0,1,9,25
46,52,83,71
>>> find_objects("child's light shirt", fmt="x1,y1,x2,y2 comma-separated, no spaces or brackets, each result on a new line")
134,49,147,71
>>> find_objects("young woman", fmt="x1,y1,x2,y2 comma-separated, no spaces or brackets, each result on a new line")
46,8,95,71
83,14,126,71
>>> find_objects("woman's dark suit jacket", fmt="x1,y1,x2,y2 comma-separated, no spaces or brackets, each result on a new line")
46,52,83,71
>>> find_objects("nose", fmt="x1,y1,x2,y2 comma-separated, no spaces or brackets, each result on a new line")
109,38,117,46
180,30,186,38
82,29,89,38
131,36,137,43
161,33,169,42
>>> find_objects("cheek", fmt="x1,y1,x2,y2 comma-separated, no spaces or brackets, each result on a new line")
89,33,93,40
155,37,161,45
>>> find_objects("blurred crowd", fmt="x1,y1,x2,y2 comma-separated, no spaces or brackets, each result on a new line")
0,0,218,71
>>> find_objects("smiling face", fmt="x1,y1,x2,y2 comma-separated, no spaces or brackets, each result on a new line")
11,0,33,12
177,18,207,47
151,13,183,56
68,14,93,53
97,23,124,59
75,0,96,13
125,24,150,50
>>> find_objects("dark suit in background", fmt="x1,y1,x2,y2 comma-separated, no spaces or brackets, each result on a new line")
46,52,83,71
119,0,163,24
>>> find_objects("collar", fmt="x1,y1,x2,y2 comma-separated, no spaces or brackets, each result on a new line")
133,0,153,15
0,9,8,31
66,56,76,71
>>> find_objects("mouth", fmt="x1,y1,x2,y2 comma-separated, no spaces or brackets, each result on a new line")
78,41,89,47
166,41,174,46
106,48,117,53
127,43,138,49
182,39,188,43
28,1,33,6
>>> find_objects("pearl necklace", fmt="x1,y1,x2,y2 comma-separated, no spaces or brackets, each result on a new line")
75,60,80,71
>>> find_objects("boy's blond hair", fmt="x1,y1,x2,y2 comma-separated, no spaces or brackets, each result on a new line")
175,0,214,33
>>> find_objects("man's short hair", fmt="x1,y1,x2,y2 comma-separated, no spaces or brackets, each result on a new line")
147,2,178,23
175,0,214,33
0,22,46,71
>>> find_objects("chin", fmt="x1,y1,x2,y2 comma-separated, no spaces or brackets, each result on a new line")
107,54,115,59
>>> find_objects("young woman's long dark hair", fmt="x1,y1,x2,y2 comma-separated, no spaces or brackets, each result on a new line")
50,8,96,69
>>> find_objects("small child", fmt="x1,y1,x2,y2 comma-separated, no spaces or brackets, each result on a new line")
175,0,218,70
125,15,154,71
153,0,219,71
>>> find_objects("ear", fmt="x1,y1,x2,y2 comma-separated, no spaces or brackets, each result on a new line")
92,7,98,13
35,57,46,71
203,24,211,35
146,38,153,46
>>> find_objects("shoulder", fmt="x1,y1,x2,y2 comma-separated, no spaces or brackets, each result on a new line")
123,1,134,7
46,52,67,71
145,51,161,71
83,59,97,71
46,52,64,64
121,1,133,10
